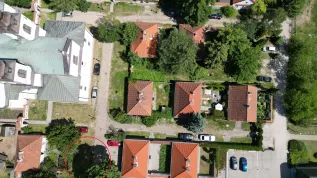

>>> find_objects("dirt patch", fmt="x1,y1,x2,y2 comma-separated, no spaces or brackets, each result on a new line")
0,135,17,161
296,0,316,26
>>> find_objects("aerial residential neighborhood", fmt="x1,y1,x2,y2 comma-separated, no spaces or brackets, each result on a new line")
0,0,316,177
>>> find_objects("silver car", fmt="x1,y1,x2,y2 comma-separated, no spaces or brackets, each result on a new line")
230,156,238,170
91,86,98,99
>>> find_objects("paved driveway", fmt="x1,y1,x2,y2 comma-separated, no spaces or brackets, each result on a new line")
227,150,280,178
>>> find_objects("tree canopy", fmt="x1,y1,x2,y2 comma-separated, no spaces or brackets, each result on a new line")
46,0,78,12
204,40,229,68
87,159,121,178
280,0,307,17
120,22,139,46
97,15,122,43
158,29,198,75
178,0,212,26
77,0,91,12
288,140,310,165
250,0,267,15
45,118,81,153
220,6,237,18
186,113,206,133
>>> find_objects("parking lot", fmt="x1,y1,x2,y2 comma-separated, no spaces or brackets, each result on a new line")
227,150,276,178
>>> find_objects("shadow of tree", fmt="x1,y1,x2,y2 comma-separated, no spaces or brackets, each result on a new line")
72,144,109,178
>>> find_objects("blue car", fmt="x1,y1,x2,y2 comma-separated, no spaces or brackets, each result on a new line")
240,157,248,172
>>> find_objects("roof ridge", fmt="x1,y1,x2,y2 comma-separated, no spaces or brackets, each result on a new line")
19,136,42,151
128,103,150,116
56,76,78,101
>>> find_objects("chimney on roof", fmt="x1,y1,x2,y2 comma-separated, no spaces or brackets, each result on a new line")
143,30,147,35
185,167,190,172
17,151,24,162
246,105,251,108
185,158,190,162
133,156,137,160
138,92,144,95
190,91,195,95
193,33,197,36
133,162,138,168
190,99,194,105
248,92,252,95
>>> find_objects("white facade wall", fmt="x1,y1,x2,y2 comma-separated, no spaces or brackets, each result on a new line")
232,0,254,10
79,29,94,102
0,83,5,108
40,137,48,163
68,40,81,77
18,15,37,41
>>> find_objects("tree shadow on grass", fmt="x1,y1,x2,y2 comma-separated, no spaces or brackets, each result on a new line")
72,144,109,178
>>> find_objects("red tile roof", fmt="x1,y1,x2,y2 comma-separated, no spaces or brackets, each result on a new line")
171,142,199,178
179,24,205,44
228,85,258,122
131,22,158,58
14,135,44,176
173,82,202,118
215,2,230,6
127,81,153,116
121,140,150,178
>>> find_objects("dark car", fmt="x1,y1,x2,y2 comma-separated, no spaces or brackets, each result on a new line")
240,157,248,172
107,140,120,146
179,133,194,141
77,126,88,133
93,63,100,75
256,76,272,82
209,13,222,20
230,156,238,170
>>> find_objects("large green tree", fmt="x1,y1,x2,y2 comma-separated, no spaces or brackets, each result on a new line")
87,159,121,178
97,15,122,43
288,140,310,165
280,0,307,17
77,0,91,12
220,6,237,18
45,118,81,153
250,0,267,15
120,22,139,46
178,0,212,26
186,113,206,133
46,0,78,12
158,30,198,74
204,40,229,68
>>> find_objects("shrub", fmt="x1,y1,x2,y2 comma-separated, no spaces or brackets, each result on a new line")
186,113,206,133
109,108,133,123
288,140,310,165
22,126,33,134
207,82,225,91
220,6,238,17
314,152,317,159
77,0,91,12
5,0,31,8
141,116,157,127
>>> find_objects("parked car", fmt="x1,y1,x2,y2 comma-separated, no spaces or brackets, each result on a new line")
77,126,88,133
256,76,272,82
93,63,100,75
263,46,276,52
209,13,222,20
91,86,98,99
63,11,73,17
178,133,194,141
240,157,248,172
198,134,216,142
107,140,120,146
230,156,238,170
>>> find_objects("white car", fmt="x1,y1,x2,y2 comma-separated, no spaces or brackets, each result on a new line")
263,46,276,52
199,134,216,142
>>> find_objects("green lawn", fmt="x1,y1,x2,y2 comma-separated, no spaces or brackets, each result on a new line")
241,122,250,131
206,119,235,131
287,121,317,135
88,2,110,13
155,83,170,108
28,124,47,133
230,136,252,144
23,11,33,20
108,42,129,109
52,103,95,124
40,12,56,28
302,140,317,162
28,100,47,120
125,131,150,138
159,145,171,172
113,2,144,16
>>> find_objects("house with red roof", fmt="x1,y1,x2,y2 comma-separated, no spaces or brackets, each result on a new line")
127,80,153,116
14,135,48,178
121,140,150,178
131,22,158,58
179,24,205,44
173,82,202,118
227,85,258,122
121,139,199,178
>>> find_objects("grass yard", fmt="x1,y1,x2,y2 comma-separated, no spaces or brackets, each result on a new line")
88,2,111,13
159,145,171,173
154,133,177,139
52,103,95,125
125,131,150,138
0,109,23,119
40,12,57,28
230,136,252,144
28,100,47,120
288,121,317,135
206,119,235,131
28,124,47,133
108,42,129,109
199,147,213,174
113,2,144,16
302,140,317,162
241,122,250,131
155,83,170,108
23,11,33,20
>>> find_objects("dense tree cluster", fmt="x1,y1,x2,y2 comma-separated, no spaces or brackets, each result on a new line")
5,0,31,8
43,0,91,12
158,29,198,75
220,6,238,18
186,113,206,133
